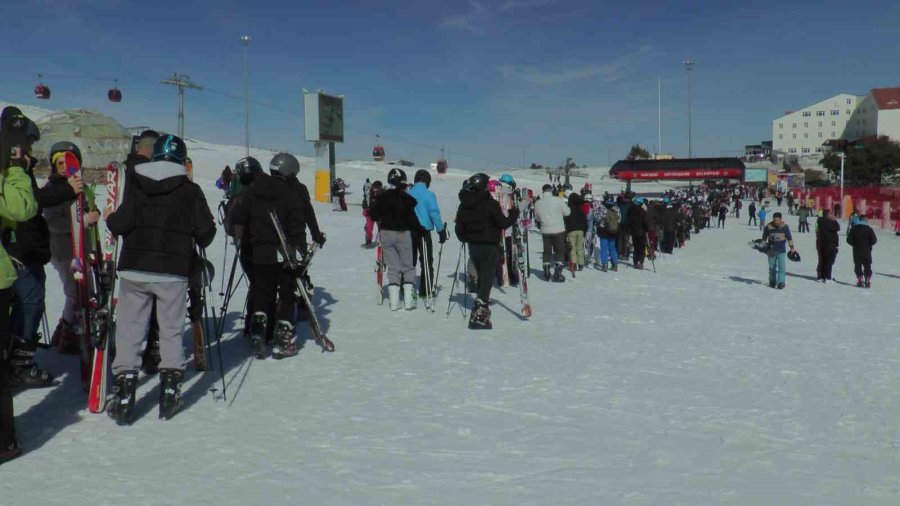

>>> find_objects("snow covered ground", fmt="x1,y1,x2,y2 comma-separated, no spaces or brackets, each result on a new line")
3,108,900,504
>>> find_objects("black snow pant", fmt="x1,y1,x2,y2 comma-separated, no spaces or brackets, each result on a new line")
748,214,757,226
631,233,646,266
413,231,434,296
798,221,809,233
817,247,838,280
250,263,296,339
853,249,873,278
468,242,499,303
0,288,17,449
718,217,725,228
661,231,676,254
541,233,566,267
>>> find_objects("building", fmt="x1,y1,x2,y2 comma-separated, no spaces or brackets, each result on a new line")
850,87,900,141
771,93,860,157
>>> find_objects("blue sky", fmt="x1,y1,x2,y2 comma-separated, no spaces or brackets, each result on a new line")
2,0,899,170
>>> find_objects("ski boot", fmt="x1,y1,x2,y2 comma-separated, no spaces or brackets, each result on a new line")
543,264,552,281
250,312,268,359
467,299,492,330
51,319,80,355
388,284,402,311
610,263,618,272
777,283,785,290
141,335,161,375
864,276,871,288
8,338,55,389
857,276,864,287
271,321,298,359
158,369,184,421
403,283,416,310
552,265,566,283
599,263,608,272
577,264,583,272
107,370,138,426
0,439,22,465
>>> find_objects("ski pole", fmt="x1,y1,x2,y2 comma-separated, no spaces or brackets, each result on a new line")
421,236,433,312
200,248,227,402
445,242,464,318
431,230,444,312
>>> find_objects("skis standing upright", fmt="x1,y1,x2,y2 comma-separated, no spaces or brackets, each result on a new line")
512,190,532,318
268,210,335,352
375,235,386,304
184,158,208,371
88,162,123,412
64,152,92,388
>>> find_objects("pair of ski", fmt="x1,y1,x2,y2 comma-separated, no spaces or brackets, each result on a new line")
268,210,335,352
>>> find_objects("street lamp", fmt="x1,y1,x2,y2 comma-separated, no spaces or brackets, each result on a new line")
683,59,695,158
241,35,251,158
838,151,845,214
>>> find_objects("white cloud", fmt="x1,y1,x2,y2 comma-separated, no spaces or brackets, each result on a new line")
499,47,655,86
440,0,550,32
498,0,553,11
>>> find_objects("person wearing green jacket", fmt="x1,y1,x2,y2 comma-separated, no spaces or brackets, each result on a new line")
0,107,40,464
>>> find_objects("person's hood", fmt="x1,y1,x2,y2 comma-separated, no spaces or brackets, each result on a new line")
133,160,189,196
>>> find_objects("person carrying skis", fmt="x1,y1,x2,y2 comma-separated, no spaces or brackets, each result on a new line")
368,168,423,311
595,199,620,271
230,154,309,359
454,173,519,330
564,192,587,271
223,157,264,336
0,107,39,463
104,134,215,424
762,212,796,289
43,145,102,355
815,209,840,283
626,197,650,269
5,136,75,387
407,169,447,306
534,184,570,282
846,216,877,288
278,153,325,308
363,180,383,249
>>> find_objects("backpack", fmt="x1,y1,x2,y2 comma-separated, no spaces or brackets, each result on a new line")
604,208,619,233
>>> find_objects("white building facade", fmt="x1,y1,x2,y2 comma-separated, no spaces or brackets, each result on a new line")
771,93,860,156
852,88,900,141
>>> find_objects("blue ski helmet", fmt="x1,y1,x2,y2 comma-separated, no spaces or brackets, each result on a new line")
152,134,187,164
499,173,516,187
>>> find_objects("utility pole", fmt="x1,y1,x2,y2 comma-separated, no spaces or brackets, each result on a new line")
658,76,662,158
683,60,695,158
240,35,251,157
160,73,202,138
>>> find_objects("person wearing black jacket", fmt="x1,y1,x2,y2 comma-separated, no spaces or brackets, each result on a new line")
104,134,215,424
660,201,677,254
369,168,423,311
846,216,877,287
454,173,519,330
231,156,307,360
4,138,78,387
627,197,650,269
564,193,588,271
815,209,841,283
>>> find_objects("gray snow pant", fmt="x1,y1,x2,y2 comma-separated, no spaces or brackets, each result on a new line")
111,278,188,374
380,229,415,286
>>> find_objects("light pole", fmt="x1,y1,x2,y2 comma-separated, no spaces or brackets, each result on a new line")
683,59,695,158
241,35,251,158
838,151,845,213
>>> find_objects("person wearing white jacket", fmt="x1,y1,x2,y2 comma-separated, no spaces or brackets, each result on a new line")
533,184,570,282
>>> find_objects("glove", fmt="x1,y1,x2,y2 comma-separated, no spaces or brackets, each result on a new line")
313,232,326,247
438,228,448,244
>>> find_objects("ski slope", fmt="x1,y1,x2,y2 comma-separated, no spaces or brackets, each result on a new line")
3,130,900,505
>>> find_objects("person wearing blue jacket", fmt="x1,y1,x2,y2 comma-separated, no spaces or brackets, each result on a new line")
408,170,447,303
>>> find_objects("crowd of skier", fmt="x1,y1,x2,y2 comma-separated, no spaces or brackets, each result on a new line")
0,102,887,465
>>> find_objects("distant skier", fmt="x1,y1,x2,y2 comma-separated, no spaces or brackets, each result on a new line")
331,178,348,211
534,184,570,282
408,170,447,305
846,216,877,288
595,199,620,271
717,202,728,228
748,201,757,227
564,193,587,271
369,169,422,311
761,212,796,289
104,134,215,424
454,173,519,330
757,206,767,231
797,204,811,233
625,197,649,269
815,209,840,283
362,180,383,248
660,199,677,254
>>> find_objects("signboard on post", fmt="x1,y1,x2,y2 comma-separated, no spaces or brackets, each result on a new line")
304,91,344,203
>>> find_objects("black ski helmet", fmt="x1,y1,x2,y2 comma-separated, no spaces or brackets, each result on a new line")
787,250,801,262
152,134,187,164
414,169,431,187
387,168,407,187
467,173,490,192
235,156,263,185
48,141,82,166
269,152,300,177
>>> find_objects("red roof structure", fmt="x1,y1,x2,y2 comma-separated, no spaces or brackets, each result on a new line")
871,87,900,110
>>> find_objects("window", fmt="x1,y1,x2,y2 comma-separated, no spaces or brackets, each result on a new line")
804,133,809,138
818,122,823,127
847,98,852,104
779,123,783,129
832,121,836,126
792,134,797,139
788,148,797,153
792,123,797,128
815,147,823,153
831,131,836,137
846,109,851,114
801,148,811,154
831,110,839,115
817,111,825,116
804,122,809,127
802,111,811,117
778,134,783,139
818,132,823,138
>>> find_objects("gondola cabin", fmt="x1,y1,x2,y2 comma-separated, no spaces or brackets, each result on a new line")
436,159,448,175
108,87,122,103
34,83,51,100
373,145,385,161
